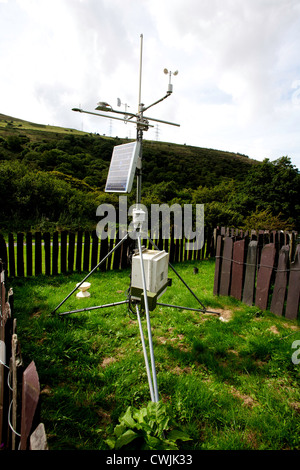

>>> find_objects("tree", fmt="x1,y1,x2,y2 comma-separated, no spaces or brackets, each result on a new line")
234,157,300,230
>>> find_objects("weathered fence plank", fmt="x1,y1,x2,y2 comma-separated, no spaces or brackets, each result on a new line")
99,237,108,272
91,231,98,269
30,422,48,450
10,333,17,450
270,245,289,316
44,232,51,276
26,232,33,276
8,233,15,277
219,237,233,296
0,290,4,446
0,263,46,451
76,231,83,272
83,231,90,271
0,235,7,268
52,231,59,276
60,231,67,274
113,231,121,270
35,232,42,276
230,239,245,300
68,232,76,272
255,243,276,311
213,235,223,296
242,240,258,306
285,244,300,320
17,233,24,277
20,361,40,450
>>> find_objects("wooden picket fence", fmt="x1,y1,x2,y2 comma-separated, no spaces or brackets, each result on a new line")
0,226,217,278
0,260,48,450
213,228,300,320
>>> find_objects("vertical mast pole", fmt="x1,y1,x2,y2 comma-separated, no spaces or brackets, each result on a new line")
136,34,143,206
138,33,143,113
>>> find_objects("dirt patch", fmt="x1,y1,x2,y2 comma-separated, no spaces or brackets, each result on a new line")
289,402,300,413
283,323,300,331
156,333,191,352
269,325,280,335
100,357,116,368
210,309,234,322
228,349,239,356
156,336,168,344
229,387,258,408
41,385,52,395
171,366,193,375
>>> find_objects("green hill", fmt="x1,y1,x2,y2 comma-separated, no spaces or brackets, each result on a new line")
0,112,257,189
0,113,299,233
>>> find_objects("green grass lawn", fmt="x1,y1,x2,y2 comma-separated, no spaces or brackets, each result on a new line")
10,259,300,450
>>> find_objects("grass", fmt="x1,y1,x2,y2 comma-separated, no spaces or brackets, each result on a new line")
0,113,87,138
9,259,300,450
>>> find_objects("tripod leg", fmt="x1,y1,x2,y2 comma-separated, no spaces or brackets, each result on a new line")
136,304,155,402
52,233,128,314
137,234,159,402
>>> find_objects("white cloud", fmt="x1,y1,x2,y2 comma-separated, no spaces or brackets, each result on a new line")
0,0,299,167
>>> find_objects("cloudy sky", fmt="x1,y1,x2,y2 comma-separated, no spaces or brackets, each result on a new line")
1,0,300,168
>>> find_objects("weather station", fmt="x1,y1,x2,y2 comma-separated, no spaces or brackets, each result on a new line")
52,35,211,403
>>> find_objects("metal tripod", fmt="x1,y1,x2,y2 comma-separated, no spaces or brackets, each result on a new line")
51,227,212,403
53,34,216,402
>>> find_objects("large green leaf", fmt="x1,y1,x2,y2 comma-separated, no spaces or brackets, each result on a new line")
167,430,192,442
119,406,137,429
115,429,139,449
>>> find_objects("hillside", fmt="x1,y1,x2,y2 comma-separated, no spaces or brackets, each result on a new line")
0,113,299,233
0,113,87,140
0,112,257,190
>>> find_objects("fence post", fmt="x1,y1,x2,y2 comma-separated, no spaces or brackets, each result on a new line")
60,231,67,274
68,232,76,272
99,237,108,272
91,231,98,269
112,231,121,270
35,232,42,276
17,233,24,277
8,233,15,278
255,243,276,311
52,232,59,276
83,232,90,271
44,232,51,276
270,245,289,316
9,330,22,450
219,237,233,296
20,361,40,450
242,240,258,306
26,232,33,276
76,231,83,272
0,260,4,446
230,239,245,300
213,235,223,296
0,235,7,269
285,244,300,320
29,422,48,450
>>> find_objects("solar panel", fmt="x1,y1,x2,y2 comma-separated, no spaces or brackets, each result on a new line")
105,141,141,193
